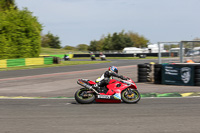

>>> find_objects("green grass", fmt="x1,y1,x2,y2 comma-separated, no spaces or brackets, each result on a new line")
0,60,110,71
40,47,88,55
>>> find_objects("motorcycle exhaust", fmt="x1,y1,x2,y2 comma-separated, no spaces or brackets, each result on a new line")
77,80,99,94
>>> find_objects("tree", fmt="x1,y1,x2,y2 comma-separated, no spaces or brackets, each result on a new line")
77,44,88,51
101,31,133,50
193,38,200,47
41,32,61,49
0,7,42,59
0,0,17,11
63,45,76,50
41,34,50,47
88,40,99,51
126,31,149,48
164,44,179,50
111,31,133,50
88,30,149,51
102,34,113,50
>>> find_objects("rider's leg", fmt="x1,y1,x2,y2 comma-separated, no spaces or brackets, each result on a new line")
92,78,109,90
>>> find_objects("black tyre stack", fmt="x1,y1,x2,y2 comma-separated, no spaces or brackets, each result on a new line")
154,64,162,84
137,64,151,82
195,65,200,86
53,57,61,64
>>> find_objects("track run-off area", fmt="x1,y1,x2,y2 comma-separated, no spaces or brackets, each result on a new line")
0,59,200,133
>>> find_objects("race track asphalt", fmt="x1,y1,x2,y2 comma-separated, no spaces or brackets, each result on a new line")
0,58,200,133
0,98,200,133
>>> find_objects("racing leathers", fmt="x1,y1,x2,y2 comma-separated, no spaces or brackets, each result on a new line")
92,70,128,90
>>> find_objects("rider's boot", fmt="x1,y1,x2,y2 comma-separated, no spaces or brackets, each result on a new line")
92,83,101,91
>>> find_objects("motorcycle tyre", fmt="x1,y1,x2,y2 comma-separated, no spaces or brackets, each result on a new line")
75,88,95,104
121,89,140,104
91,57,96,61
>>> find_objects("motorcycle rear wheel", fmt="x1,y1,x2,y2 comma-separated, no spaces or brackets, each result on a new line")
121,89,140,104
75,88,95,104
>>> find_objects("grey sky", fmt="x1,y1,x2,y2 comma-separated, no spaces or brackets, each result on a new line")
16,0,200,47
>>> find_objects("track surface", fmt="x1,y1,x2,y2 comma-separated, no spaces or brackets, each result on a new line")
1,98,200,133
0,59,200,133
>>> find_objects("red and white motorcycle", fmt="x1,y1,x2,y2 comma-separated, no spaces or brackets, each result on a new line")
75,77,140,104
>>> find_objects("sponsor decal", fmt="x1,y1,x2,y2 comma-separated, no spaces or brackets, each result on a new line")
162,65,194,86
97,95,111,99
164,66,178,75
180,67,191,84
78,81,85,85
113,93,121,100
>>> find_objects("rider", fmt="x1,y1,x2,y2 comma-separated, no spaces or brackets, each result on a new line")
92,66,128,91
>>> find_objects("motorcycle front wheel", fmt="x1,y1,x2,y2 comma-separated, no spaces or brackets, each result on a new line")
121,88,140,104
75,88,95,104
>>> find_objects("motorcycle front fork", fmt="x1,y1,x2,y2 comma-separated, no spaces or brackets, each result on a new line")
127,88,133,95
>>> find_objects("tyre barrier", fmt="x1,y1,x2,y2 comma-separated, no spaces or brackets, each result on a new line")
195,65,200,86
138,63,200,86
53,57,61,64
154,64,162,84
137,64,152,82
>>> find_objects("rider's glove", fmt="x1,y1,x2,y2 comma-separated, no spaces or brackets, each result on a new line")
120,75,127,80
123,77,128,80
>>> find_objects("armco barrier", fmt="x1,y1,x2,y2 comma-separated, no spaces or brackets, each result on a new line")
44,57,53,65
0,59,7,68
0,57,54,68
73,54,136,57
40,54,74,59
73,52,178,58
7,58,25,67
26,58,43,66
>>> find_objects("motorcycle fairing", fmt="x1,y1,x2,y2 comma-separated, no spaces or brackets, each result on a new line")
113,93,121,100
88,80,96,84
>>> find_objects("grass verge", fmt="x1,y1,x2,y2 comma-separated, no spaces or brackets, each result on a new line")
41,47,87,54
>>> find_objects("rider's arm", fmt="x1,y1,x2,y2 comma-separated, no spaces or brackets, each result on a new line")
106,71,126,79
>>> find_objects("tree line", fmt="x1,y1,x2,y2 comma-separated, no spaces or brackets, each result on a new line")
0,0,42,59
0,0,62,59
63,31,149,51
88,31,149,51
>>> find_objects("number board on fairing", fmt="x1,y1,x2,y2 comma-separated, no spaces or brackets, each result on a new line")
97,95,111,99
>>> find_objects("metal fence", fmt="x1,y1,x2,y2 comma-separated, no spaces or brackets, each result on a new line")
158,41,200,63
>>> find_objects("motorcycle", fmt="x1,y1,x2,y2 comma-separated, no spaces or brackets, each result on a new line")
63,55,70,61
75,78,140,104
91,56,96,61
100,54,106,61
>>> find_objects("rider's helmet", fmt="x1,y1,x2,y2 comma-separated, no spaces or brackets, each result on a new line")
108,66,118,74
